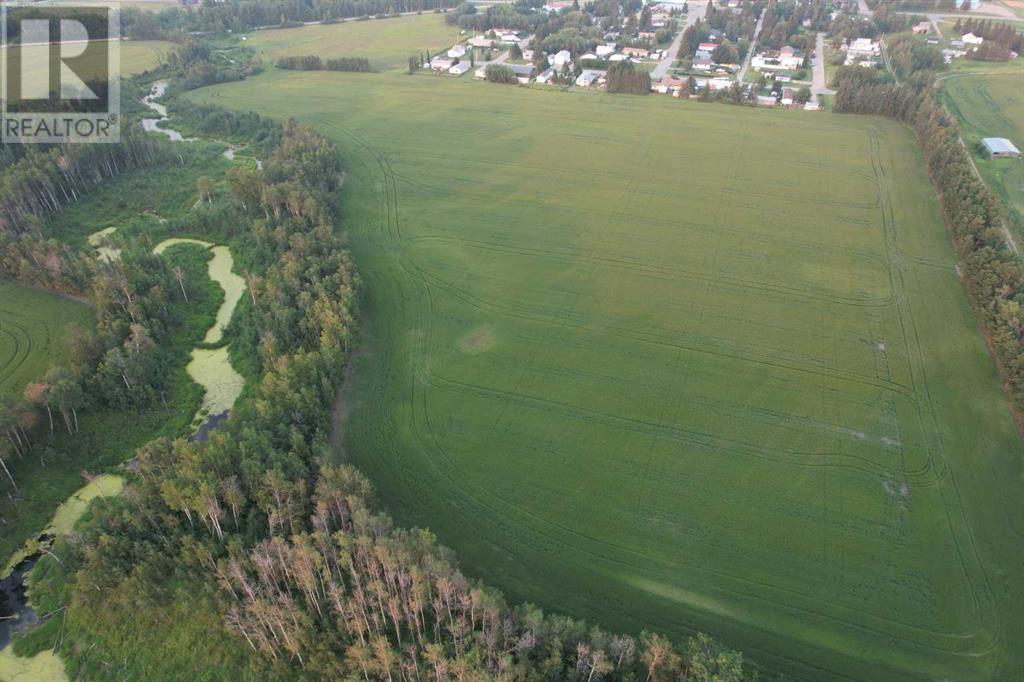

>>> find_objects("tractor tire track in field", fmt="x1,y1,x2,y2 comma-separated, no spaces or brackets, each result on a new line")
0,319,34,393
867,128,1002,652
312,112,1003,672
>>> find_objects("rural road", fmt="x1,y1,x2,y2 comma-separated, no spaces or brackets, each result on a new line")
812,32,835,96
735,7,766,84
650,3,706,81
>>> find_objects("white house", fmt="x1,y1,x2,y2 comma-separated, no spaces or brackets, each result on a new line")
608,53,628,62
580,52,598,61
549,49,572,68
468,35,495,48
846,38,879,56
536,67,555,84
596,44,616,57
962,32,984,45
430,57,454,71
447,44,467,59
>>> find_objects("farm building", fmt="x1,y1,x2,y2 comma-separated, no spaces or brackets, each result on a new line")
982,138,1021,158
449,62,472,76
507,63,537,83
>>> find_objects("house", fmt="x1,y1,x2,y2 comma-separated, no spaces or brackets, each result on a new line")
609,53,628,62
449,61,471,76
846,38,879,56
447,44,467,59
751,49,802,71
982,137,1021,158
691,57,714,72
430,57,454,71
781,87,794,105
804,99,820,111
596,44,616,57
580,53,598,61
500,32,521,44
962,32,984,45
549,49,572,68
912,21,932,35
575,69,602,87
536,67,555,84
622,46,650,58
468,35,496,49
523,49,534,60
507,63,537,82
756,95,777,106
694,47,714,60
926,38,940,45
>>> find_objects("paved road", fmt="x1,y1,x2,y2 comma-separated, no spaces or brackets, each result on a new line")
811,32,835,96
735,7,766,84
650,3,707,81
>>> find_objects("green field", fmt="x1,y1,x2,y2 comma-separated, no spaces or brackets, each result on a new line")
0,39,174,90
192,70,1024,680
244,14,460,71
942,63,1024,234
0,283,94,400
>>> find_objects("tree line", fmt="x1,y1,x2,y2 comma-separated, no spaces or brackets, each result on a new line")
276,55,373,71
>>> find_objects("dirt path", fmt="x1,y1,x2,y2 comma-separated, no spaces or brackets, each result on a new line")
735,8,766,84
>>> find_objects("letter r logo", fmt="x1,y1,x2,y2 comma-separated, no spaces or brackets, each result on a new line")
18,19,98,100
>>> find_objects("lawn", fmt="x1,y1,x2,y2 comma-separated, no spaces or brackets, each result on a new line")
0,283,94,401
243,14,461,71
191,70,1024,680
941,62,1024,234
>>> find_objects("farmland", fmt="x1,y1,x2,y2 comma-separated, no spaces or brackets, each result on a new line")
244,14,460,72
191,69,1021,680
0,40,175,85
941,63,1024,234
0,283,93,401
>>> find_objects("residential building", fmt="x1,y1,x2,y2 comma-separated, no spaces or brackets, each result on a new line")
575,69,601,87
549,50,572,68
846,38,879,56
622,46,650,57
449,62,471,76
447,44,467,59
756,94,777,106
536,67,555,84
781,87,794,105
596,44,616,57
430,57,454,71
962,32,984,45
692,57,714,72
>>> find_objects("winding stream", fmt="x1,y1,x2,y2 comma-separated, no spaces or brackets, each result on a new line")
153,238,245,440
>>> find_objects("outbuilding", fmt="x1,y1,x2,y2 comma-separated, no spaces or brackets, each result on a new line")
982,137,1021,158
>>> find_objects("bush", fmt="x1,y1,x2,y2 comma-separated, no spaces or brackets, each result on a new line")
485,63,518,83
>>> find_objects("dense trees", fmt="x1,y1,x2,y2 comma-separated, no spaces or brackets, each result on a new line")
485,64,518,83
276,55,373,71
606,61,652,95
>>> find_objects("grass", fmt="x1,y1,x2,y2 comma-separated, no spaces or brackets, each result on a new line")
243,13,461,71
940,61,1024,235
191,69,1024,680
0,283,94,401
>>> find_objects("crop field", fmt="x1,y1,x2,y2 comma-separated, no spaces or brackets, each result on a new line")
942,64,1024,232
193,70,1024,680
0,282,94,401
244,14,460,71
0,40,174,86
